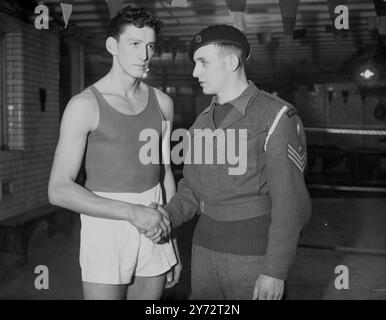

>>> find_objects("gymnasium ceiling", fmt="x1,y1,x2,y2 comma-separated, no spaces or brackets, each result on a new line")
19,1,386,85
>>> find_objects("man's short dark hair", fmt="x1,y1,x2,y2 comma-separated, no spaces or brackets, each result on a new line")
108,6,163,40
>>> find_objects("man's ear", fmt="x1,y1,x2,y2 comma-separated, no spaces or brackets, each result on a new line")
226,54,241,72
106,36,118,55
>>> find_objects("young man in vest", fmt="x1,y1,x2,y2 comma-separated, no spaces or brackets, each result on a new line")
48,6,181,300
151,25,312,300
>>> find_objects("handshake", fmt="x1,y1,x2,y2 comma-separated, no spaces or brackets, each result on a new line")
133,202,171,243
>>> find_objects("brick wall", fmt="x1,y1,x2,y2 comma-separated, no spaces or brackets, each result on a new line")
0,13,60,221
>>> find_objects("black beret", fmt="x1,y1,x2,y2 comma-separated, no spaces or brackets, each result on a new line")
188,24,250,62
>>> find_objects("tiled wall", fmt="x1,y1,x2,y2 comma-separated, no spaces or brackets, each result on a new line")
0,13,60,221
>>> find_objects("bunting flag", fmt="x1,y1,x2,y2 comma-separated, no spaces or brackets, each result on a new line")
225,0,247,32
376,16,386,35
106,0,125,19
225,0,247,12
156,37,164,57
360,90,367,106
326,86,335,104
368,17,379,39
341,89,349,105
170,36,179,61
170,0,188,7
293,28,307,39
374,100,386,120
369,4,386,36
279,0,300,43
257,31,272,45
230,11,246,32
60,0,74,28
373,0,386,16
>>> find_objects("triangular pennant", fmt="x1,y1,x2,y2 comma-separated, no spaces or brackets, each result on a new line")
230,11,246,32
257,31,272,45
325,25,333,33
106,0,125,19
376,16,386,35
170,0,188,7
284,34,292,47
327,89,334,104
225,0,247,12
368,17,378,30
171,46,178,61
279,0,299,17
360,90,367,105
373,0,386,17
341,89,349,105
282,16,297,36
293,28,307,39
279,0,299,40
368,18,379,40
60,0,74,28
374,100,386,120
170,36,179,61
156,37,164,57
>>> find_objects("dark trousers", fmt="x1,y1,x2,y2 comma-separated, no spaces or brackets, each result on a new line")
190,244,265,300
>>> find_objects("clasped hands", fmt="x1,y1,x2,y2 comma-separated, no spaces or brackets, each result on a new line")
136,202,171,243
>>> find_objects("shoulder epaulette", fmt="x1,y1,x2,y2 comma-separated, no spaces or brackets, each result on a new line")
285,107,299,118
260,90,289,107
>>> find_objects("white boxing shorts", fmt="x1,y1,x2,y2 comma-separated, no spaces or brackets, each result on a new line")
79,183,177,285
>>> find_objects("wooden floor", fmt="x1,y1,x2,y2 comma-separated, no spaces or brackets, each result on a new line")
0,198,386,300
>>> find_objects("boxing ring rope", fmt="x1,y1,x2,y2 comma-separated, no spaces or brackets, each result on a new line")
301,126,386,256
307,185,386,193
305,126,386,194
305,127,386,136
298,243,386,257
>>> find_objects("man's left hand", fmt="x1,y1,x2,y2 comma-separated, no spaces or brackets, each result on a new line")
252,274,284,300
165,261,182,289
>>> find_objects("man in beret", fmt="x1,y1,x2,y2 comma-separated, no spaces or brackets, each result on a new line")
147,24,311,300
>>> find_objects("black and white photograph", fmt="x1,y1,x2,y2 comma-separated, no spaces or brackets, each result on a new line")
0,0,386,304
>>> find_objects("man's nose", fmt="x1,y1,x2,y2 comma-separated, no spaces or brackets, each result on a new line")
192,64,200,78
140,45,148,61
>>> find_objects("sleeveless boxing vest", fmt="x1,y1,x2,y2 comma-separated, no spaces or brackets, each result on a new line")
85,84,164,193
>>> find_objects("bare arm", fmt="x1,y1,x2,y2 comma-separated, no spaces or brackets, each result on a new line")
158,90,176,203
48,92,168,232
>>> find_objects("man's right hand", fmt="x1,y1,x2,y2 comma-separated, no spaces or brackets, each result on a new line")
144,203,171,242
131,204,171,238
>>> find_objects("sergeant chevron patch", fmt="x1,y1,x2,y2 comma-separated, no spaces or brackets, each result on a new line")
288,144,306,173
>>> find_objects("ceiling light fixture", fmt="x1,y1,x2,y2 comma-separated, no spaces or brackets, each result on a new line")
360,68,375,80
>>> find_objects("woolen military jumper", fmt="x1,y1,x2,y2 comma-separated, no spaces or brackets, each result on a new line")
165,81,311,280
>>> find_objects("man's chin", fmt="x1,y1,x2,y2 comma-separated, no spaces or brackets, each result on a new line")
201,86,213,95
125,69,145,79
